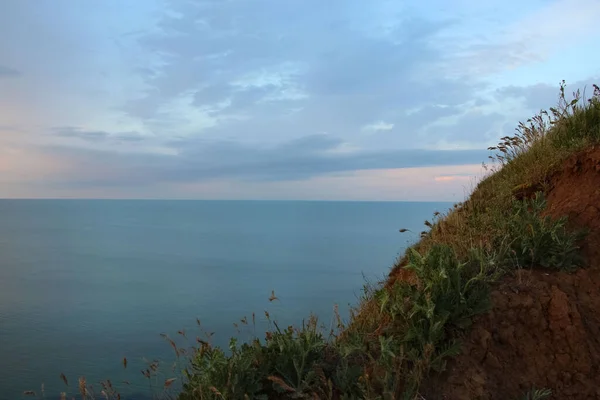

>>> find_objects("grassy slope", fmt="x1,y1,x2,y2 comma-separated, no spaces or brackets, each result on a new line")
59,82,600,400
343,81,600,398
176,82,600,400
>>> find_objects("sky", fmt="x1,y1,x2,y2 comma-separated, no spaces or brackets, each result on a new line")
1,0,599,201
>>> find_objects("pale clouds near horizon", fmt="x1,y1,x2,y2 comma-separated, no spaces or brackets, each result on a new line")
0,0,599,200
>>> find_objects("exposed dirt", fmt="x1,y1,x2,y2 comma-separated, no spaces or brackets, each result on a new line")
421,147,600,400
386,257,415,289
423,268,600,400
545,146,600,266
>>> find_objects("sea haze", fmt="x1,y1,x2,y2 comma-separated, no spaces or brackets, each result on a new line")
0,200,451,399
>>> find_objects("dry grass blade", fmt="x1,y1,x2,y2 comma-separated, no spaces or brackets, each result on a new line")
209,386,224,397
196,336,209,345
267,375,296,393
149,360,159,372
269,290,279,302
122,356,127,369
163,335,179,358
78,376,87,397
164,378,177,388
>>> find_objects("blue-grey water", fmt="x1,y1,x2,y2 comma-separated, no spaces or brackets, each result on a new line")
0,200,451,399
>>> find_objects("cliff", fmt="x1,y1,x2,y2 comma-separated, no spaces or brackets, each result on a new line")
175,81,600,400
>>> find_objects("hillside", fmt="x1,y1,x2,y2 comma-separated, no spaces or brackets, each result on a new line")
422,146,600,399
47,81,600,400
172,81,600,400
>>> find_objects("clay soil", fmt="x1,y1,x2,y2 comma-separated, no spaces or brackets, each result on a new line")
422,147,600,400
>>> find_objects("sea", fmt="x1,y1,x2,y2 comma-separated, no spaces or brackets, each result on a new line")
0,200,452,399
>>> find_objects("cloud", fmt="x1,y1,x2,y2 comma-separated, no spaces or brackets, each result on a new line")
35,133,488,189
53,127,109,142
125,0,485,147
496,77,600,111
1,163,487,201
434,175,472,182
51,127,146,143
425,110,506,147
1,0,599,199
362,121,394,133
0,65,19,77
166,164,486,202
431,0,600,79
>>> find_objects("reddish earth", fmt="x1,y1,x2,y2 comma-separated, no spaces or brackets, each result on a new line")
422,147,600,400
545,146,600,265
424,268,600,400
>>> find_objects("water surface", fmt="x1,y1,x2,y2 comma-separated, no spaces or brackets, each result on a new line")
0,200,451,399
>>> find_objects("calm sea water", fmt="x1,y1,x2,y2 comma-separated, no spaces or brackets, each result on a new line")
0,200,451,399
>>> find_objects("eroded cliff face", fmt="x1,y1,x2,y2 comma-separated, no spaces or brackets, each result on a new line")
423,147,600,400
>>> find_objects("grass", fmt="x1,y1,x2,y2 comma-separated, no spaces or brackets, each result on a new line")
28,81,600,399
521,387,552,400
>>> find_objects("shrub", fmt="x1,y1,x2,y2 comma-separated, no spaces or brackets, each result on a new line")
500,192,586,271
375,244,495,398
179,315,336,400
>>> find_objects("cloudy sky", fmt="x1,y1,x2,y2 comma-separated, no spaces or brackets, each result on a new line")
1,0,599,200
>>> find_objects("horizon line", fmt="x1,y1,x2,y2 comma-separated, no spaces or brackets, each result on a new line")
0,197,459,203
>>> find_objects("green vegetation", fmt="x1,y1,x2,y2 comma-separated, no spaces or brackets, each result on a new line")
521,387,552,400
33,81,600,399
172,81,598,399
